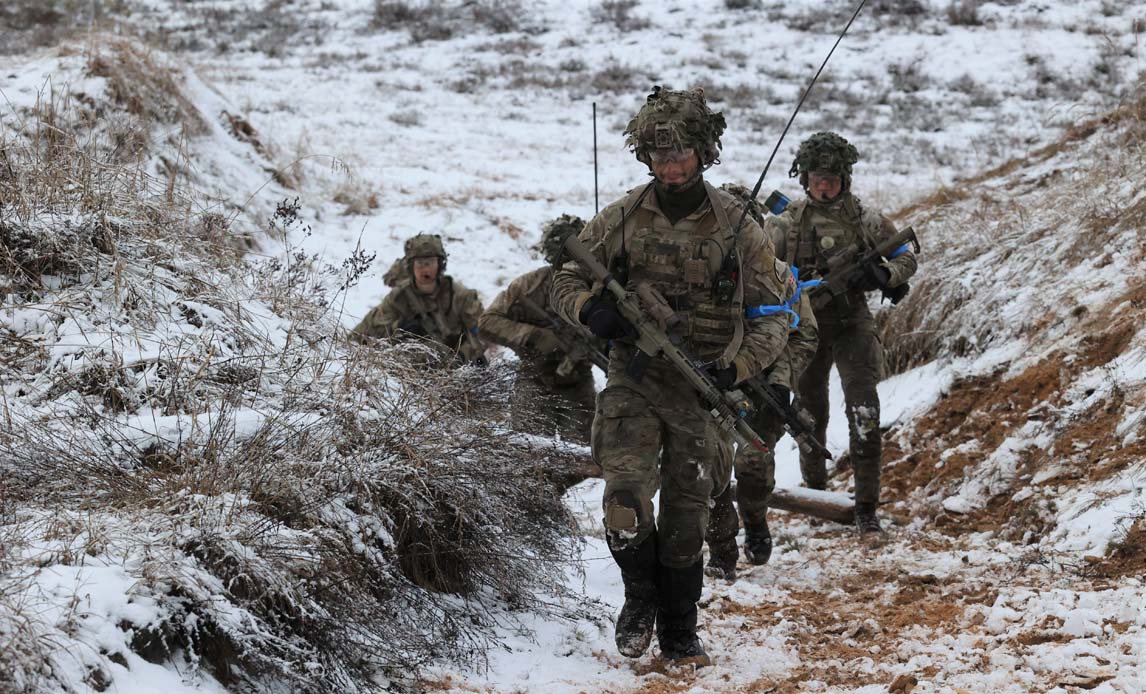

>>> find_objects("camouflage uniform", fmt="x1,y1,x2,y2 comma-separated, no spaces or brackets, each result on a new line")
772,132,918,529
551,88,790,662
706,185,819,576
350,234,486,364
478,263,599,443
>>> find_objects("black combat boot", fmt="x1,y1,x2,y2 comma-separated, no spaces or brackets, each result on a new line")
609,532,659,658
854,502,883,535
743,518,773,565
656,561,710,666
704,540,738,582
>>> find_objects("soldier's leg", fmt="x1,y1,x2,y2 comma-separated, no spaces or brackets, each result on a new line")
555,367,598,445
592,386,662,657
734,413,782,564
796,327,836,489
832,323,884,531
655,410,720,663
704,436,739,580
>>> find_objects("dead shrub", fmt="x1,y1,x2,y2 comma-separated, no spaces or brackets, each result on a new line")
591,0,651,32
0,68,587,690
946,0,982,26
87,38,208,136
372,0,525,42
591,62,642,94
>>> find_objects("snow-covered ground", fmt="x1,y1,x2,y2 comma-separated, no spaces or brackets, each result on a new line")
2,0,1145,691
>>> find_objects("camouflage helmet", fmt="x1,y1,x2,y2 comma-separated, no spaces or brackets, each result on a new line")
538,213,586,266
788,131,859,180
624,86,726,168
403,233,447,272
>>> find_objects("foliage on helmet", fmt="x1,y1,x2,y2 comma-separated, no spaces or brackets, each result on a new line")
788,131,860,178
538,213,586,266
718,183,763,226
624,86,726,167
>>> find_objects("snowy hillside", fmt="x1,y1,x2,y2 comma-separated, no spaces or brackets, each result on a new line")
2,0,1144,692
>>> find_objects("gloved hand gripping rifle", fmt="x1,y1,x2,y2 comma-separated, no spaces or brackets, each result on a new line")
562,234,769,452
517,293,610,373
807,226,920,310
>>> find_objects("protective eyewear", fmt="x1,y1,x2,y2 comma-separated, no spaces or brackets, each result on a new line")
649,148,696,165
808,171,842,186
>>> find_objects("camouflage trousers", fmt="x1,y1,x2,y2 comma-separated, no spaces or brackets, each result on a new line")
796,318,884,505
706,405,784,550
594,377,730,568
510,355,596,445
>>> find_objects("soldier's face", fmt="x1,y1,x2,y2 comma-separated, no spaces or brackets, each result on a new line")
412,257,440,290
808,171,843,202
650,148,700,189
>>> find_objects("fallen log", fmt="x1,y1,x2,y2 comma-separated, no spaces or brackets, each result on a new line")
567,455,855,523
767,486,855,525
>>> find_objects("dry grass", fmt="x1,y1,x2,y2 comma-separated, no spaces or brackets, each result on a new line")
0,39,586,692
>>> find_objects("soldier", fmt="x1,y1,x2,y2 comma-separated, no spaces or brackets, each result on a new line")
349,233,487,365
477,215,602,444
705,185,819,581
769,132,918,533
551,87,791,663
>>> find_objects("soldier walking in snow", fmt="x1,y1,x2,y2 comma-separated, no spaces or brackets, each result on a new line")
769,132,918,533
350,233,487,365
477,215,602,444
551,87,791,663
704,185,820,580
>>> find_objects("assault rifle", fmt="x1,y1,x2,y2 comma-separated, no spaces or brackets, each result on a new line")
807,225,920,311
562,234,769,452
517,293,610,373
740,379,833,460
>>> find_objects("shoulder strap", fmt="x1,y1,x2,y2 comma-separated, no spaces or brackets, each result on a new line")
703,181,745,369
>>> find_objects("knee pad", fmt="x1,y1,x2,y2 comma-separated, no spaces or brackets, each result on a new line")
604,490,643,534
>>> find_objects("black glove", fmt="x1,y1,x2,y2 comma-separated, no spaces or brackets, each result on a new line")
768,384,791,406
398,317,426,336
579,295,635,340
882,281,910,305
868,264,892,289
707,364,738,390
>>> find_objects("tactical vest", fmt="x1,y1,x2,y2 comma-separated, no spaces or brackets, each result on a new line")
405,279,458,342
784,195,875,274
607,182,744,365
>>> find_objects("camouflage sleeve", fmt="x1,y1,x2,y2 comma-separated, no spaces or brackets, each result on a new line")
348,292,401,343
786,290,818,382
458,285,485,334
870,212,917,288
478,275,544,350
763,213,790,260
453,284,487,362
551,202,622,327
731,223,790,383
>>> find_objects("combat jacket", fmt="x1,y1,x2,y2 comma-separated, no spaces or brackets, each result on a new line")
479,266,604,384
478,266,561,352
552,181,790,387
350,276,486,362
769,193,917,324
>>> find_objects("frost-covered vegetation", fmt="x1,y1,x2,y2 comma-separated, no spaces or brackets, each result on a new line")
0,34,581,694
